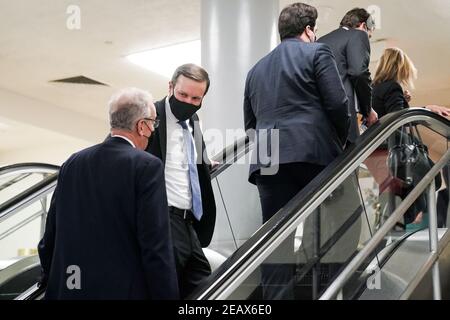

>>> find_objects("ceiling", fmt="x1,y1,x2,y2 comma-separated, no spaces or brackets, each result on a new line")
1,0,450,164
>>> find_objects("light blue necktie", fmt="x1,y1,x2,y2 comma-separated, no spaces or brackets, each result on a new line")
178,120,203,221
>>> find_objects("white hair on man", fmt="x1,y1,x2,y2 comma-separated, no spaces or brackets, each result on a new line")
109,87,153,131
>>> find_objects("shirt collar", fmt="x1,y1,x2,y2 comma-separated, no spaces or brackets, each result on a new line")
111,135,136,148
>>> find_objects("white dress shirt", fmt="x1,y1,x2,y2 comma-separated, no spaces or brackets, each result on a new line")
111,135,136,148
164,97,198,210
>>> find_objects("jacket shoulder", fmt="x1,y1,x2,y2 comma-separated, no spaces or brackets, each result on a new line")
320,28,367,44
310,42,334,58
319,28,342,40
63,143,101,166
134,148,163,166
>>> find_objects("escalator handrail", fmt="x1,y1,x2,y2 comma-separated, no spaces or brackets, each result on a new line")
0,172,58,222
399,228,450,299
0,137,250,222
210,136,250,179
321,148,450,299
0,173,58,223
0,163,59,176
189,108,450,299
15,283,42,300
348,227,427,300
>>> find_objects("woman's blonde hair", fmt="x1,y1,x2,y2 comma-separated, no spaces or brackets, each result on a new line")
373,47,418,89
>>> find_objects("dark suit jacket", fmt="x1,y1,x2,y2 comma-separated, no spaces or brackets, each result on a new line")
319,28,372,143
244,38,350,184
372,80,409,118
145,98,216,248
38,137,179,300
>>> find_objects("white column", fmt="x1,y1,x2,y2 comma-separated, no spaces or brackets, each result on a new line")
200,0,278,145
200,1,279,255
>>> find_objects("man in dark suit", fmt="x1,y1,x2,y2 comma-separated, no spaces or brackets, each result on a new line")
319,8,378,144
244,2,350,299
146,64,216,298
38,88,179,300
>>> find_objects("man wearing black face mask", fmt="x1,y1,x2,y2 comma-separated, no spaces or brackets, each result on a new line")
244,2,350,300
146,63,216,299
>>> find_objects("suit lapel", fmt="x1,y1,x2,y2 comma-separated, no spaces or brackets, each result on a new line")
155,98,167,164
190,114,207,165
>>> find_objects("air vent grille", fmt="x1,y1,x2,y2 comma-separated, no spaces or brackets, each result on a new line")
50,76,108,86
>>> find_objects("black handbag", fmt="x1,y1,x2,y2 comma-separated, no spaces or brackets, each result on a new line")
387,124,441,190
387,124,442,225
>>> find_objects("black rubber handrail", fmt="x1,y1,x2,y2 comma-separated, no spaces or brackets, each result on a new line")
210,136,249,179
0,163,59,176
0,173,58,220
347,227,426,300
189,108,450,299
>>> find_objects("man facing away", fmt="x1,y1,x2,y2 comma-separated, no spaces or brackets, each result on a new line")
146,64,216,298
244,2,350,299
38,88,179,299
319,8,378,145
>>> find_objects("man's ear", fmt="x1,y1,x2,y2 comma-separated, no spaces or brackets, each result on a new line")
359,22,367,31
136,119,144,136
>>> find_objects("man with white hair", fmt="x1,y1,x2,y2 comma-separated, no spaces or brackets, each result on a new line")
38,88,179,300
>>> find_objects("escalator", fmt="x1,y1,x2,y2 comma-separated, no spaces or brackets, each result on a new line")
2,109,450,300
0,164,58,299
187,108,450,300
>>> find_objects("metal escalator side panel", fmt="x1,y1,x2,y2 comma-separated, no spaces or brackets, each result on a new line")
190,109,450,300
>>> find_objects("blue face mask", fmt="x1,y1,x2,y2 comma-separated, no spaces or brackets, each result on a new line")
169,95,201,121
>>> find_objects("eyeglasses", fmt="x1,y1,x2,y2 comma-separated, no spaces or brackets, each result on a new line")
143,117,160,129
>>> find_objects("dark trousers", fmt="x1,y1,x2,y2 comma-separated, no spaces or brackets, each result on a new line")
255,162,326,300
170,208,211,299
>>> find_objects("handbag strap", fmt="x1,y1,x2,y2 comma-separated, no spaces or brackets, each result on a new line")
408,123,426,148
400,124,411,144
412,124,423,142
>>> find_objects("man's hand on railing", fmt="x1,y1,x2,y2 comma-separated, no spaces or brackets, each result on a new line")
210,160,220,169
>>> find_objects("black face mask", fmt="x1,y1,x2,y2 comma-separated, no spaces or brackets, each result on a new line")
169,95,201,121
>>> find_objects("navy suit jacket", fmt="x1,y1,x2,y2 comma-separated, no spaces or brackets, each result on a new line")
319,28,372,143
244,38,350,184
145,98,216,248
38,136,179,299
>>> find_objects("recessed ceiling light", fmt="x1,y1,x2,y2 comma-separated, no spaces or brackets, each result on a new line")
126,40,201,79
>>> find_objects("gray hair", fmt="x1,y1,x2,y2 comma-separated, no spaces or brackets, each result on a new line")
108,88,153,131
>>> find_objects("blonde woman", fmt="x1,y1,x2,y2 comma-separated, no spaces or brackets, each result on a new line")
372,47,449,117
371,47,448,229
